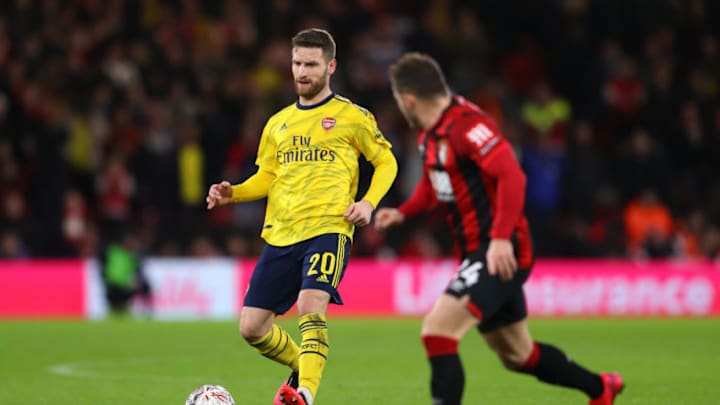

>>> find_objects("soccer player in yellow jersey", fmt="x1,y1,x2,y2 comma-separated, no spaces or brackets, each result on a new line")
205,28,397,405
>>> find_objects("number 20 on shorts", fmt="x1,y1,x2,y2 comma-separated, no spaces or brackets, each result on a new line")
307,252,336,279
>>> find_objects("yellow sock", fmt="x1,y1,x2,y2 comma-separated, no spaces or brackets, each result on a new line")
248,324,300,370
298,313,329,399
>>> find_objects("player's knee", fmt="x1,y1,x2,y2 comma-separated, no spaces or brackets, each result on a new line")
420,310,445,335
421,307,477,338
238,320,265,342
496,350,526,371
297,289,330,316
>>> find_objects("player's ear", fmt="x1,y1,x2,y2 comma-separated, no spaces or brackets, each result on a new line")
400,92,416,110
327,58,337,75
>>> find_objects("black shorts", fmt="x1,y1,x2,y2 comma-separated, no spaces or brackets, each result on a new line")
444,250,532,333
243,233,351,315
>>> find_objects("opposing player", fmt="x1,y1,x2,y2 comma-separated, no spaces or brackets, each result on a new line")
206,29,397,405
375,52,623,405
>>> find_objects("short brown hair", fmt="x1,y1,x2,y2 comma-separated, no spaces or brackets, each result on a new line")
291,28,336,61
388,52,449,98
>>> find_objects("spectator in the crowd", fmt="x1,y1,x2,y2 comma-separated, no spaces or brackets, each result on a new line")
640,62,679,147
556,120,616,257
448,6,491,95
61,189,91,255
708,106,720,224
564,120,607,222
674,209,707,259
669,101,709,213
96,153,136,235
602,55,646,139
701,227,720,260
521,128,567,255
521,81,571,146
623,188,675,258
614,128,670,204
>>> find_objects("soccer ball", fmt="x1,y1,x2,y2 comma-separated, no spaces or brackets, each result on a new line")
185,384,235,405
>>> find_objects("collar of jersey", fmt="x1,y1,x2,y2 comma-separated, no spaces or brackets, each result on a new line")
296,92,335,110
427,93,458,134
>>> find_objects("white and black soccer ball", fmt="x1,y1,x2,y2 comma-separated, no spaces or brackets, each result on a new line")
185,384,235,405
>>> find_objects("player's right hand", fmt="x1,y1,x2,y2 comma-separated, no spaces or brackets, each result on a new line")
374,208,405,231
206,181,233,210
486,238,517,282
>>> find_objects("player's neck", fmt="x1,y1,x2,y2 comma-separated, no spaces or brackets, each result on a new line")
419,94,452,130
298,87,333,107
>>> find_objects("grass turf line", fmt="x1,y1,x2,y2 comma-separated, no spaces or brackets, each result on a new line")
0,318,718,404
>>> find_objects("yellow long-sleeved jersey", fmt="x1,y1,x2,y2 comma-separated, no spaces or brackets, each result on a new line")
231,93,398,246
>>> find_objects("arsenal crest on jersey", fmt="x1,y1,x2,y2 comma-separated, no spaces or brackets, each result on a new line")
322,117,336,130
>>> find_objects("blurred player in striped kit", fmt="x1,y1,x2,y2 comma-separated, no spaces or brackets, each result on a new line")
376,52,623,405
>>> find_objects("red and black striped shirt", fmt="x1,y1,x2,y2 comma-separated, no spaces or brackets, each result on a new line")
398,95,533,267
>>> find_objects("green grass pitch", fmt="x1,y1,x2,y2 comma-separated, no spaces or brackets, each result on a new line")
1,317,718,404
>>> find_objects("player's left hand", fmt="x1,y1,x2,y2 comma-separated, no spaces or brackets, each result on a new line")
486,238,518,282
344,200,374,227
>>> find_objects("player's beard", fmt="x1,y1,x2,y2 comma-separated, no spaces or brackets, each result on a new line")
294,73,328,100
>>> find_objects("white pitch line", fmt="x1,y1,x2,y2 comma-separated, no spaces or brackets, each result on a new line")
47,357,217,383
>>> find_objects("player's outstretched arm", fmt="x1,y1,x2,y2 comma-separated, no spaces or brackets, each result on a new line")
206,181,233,209
374,208,405,231
206,169,275,210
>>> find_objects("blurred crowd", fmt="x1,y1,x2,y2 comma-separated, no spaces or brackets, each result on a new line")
1,0,719,261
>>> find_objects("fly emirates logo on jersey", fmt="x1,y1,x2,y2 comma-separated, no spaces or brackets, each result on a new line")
276,135,337,165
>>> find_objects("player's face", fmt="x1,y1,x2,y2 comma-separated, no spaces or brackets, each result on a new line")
292,47,335,99
392,90,422,129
